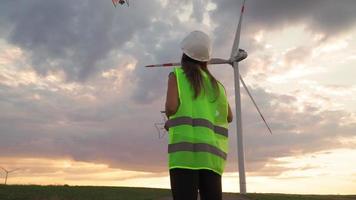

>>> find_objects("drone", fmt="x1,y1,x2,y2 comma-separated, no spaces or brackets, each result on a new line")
154,111,168,139
112,0,129,7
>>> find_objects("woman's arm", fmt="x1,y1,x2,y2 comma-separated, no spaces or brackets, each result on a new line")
220,82,233,123
165,72,179,118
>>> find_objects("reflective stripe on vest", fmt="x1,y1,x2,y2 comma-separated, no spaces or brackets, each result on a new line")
168,142,227,160
166,116,228,137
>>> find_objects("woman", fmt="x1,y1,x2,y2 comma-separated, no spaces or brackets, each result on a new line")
165,30,233,200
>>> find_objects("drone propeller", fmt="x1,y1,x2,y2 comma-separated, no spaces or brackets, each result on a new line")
112,0,117,7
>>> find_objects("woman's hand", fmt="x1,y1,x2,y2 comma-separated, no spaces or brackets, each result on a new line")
227,103,233,123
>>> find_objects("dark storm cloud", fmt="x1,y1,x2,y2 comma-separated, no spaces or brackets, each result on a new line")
1,0,356,178
229,0,356,33
0,0,161,81
1,0,356,98
0,0,209,104
127,2,198,104
210,0,356,53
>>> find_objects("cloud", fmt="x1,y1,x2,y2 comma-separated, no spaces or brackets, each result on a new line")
210,0,356,40
1,0,356,180
0,0,161,81
283,46,312,67
0,156,164,185
221,84,356,174
0,64,169,172
191,0,205,23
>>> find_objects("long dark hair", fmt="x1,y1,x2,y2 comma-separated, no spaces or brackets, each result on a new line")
181,53,220,100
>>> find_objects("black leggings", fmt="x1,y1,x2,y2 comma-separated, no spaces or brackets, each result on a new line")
169,168,222,200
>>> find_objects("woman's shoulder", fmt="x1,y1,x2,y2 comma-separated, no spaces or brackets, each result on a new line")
168,71,175,77
217,80,227,93
168,71,178,83
168,67,184,77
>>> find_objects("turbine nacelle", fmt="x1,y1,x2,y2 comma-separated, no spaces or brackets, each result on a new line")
231,49,248,63
208,49,247,66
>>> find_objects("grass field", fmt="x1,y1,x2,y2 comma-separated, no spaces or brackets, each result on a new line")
246,193,356,200
0,185,170,200
0,184,355,200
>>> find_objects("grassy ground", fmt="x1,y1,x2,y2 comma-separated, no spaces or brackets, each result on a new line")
246,193,356,200
0,184,171,200
1,184,355,200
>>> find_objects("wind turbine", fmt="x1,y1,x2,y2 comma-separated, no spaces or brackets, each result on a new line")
0,167,20,185
145,0,272,194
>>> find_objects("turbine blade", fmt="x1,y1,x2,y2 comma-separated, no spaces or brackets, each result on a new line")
0,167,8,173
209,58,231,65
240,75,273,135
230,0,246,59
145,63,180,68
9,168,19,173
145,59,232,68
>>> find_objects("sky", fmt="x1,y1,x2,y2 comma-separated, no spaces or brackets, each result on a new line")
0,0,356,195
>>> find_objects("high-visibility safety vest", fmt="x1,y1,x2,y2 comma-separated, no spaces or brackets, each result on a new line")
166,67,229,175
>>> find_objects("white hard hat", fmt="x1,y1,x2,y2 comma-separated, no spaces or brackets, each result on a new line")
180,30,212,62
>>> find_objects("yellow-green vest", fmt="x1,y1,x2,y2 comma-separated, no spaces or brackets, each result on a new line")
166,67,229,175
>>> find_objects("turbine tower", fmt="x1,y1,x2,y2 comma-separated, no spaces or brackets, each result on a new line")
145,0,272,194
0,167,20,185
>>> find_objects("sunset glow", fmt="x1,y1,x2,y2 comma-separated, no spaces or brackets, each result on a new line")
1,0,356,195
